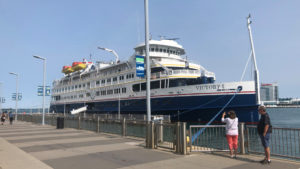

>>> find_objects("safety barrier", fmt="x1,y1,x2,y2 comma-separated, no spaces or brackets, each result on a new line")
18,114,187,155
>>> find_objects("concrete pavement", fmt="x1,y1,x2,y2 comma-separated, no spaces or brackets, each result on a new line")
0,121,299,169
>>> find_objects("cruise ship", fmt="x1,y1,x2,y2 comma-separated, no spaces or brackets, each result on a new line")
50,39,259,123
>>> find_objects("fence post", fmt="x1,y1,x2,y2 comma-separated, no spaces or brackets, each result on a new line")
151,121,155,149
239,122,245,154
97,116,100,133
181,122,187,155
146,121,150,148
78,116,81,129
176,122,180,153
146,121,154,149
158,120,163,143
122,117,126,136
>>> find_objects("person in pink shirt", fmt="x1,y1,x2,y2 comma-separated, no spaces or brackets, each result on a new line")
222,110,239,158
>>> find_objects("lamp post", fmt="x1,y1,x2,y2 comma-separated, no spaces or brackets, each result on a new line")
9,72,18,121
33,55,46,125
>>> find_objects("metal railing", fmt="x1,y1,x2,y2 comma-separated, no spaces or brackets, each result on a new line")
189,125,230,152
17,114,187,155
246,126,300,160
154,122,177,150
189,124,300,161
19,113,300,160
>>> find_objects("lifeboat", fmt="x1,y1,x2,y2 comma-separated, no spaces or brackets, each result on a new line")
62,66,74,74
72,62,87,71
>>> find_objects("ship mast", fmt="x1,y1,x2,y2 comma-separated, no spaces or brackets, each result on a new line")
247,14,261,105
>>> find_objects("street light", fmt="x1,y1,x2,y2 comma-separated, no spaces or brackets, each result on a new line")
33,55,46,125
9,72,19,121
97,47,120,63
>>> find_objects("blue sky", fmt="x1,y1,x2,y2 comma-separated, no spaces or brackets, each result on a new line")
1,0,299,108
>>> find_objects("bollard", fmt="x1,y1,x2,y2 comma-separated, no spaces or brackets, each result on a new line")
97,116,100,133
239,122,245,154
122,117,126,136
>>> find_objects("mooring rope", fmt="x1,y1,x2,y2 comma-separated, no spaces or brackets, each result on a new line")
191,51,252,143
191,87,241,143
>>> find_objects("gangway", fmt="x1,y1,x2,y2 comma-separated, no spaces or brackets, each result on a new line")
71,106,87,115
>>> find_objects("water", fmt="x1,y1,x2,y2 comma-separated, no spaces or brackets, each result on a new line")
268,107,300,128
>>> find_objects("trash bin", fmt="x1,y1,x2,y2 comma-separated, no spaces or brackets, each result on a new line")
57,117,64,129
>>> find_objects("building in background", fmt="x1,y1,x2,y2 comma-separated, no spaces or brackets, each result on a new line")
260,83,279,103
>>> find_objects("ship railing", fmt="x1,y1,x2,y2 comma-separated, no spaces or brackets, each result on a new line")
150,69,201,79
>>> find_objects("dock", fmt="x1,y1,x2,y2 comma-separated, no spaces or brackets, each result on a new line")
0,121,299,169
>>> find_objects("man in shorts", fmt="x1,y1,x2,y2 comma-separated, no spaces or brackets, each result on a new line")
257,105,272,164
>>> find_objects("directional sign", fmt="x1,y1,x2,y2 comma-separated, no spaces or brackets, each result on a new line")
12,93,22,101
38,86,51,96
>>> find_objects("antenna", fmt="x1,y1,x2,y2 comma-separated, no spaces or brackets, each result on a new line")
166,38,180,41
159,35,166,40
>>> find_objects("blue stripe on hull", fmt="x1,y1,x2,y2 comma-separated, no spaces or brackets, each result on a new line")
50,94,259,122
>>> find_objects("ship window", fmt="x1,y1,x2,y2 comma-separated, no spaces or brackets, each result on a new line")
79,94,84,98
107,78,111,82
163,49,166,53
151,80,160,89
160,49,162,52
167,49,169,53
113,77,117,82
86,93,91,97
122,87,126,93
132,84,140,92
141,82,146,91
151,48,154,52
96,81,100,85
96,91,100,96
155,48,158,52
101,79,105,84
79,84,81,88
169,79,188,88
132,73,134,78
161,80,165,88
75,85,78,89
107,89,113,95
119,75,124,80
83,84,86,88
